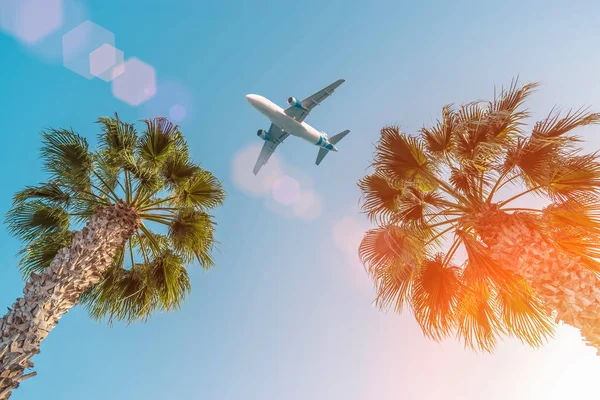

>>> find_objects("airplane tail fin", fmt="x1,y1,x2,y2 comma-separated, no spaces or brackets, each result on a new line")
316,129,350,166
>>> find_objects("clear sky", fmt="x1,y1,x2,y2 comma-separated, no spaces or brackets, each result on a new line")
2,0,600,399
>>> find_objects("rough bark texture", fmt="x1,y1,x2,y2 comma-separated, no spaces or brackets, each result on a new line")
477,209,600,354
0,201,139,399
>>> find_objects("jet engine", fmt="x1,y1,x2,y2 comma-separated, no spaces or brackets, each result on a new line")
257,129,270,141
287,96,303,108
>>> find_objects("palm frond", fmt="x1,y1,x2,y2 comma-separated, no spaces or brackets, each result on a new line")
168,209,216,268
495,277,555,347
489,79,538,114
17,230,72,276
420,105,455,156
161,152,200,189
81,262,156,324
543,194,600,233
93,152,121,196
485,79,535,144
533,107,600,139
41,128,92,189
452,102,490,161
173,170,226,210
455,276,504,352
129,163,163,202
458,230,512,285
139,117,179,167
552,229,600,275
96,113,138,155
547,152,600,200
503,137,560,190
375,260,417,312
148,251,191,311
13,181,71,207
133,229,169,258
6,200,69,242
373,126,434,187
393,186,445,227
358,172,401,223
449,164,480,196
411,255,462,341
359,226,425,277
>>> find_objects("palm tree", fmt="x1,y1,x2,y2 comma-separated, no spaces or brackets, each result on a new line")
0,115,225,398
358,79,600,354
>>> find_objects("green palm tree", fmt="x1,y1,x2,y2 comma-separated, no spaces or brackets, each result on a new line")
358,79,600,354
0,115,225,398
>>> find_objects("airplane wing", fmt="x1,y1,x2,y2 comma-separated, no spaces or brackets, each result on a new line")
284,79,345,123
253,123,289,175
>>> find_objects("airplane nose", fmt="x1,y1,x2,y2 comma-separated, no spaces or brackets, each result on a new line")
246,94,258,104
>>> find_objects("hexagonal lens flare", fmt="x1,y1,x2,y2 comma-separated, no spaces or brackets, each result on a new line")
141,81,194,123
0,0,64,44
111,57,157,106
62,20,114,79
89,43,124,82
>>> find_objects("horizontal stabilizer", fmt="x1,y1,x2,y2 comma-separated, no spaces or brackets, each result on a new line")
316,148,329,166
315,129,350,166
329,129,350,145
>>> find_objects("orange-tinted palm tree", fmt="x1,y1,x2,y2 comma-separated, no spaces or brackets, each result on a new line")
359,79,600,353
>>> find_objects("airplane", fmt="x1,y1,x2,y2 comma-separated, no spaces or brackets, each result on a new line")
245,79,350,175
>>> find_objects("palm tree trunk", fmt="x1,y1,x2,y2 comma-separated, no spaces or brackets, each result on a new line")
477,210,600,353
0,201,139,399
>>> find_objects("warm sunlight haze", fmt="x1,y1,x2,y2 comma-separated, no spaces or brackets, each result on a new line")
2,0,600,399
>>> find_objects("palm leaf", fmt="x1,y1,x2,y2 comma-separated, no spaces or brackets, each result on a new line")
489,79,538,114
82,263,156,324
139,117,179,167
17,230,72,276
533,107,600,139
452,102,488,161
458,230,512,286
373,126,434,187
449,164,481,197
411,255,462,341
359,226,425,277
547,152,600,200
358,172,401,223
494,277,555,347
96,113,138,155
148,251,191,311
393,186,445,227
162,152,200,189
543,194,600,233
173,170,226,210
455,276,504,352
13,181,71,207
503,137,560,189
41,128,92,189
375,260,417,312
485,79,535,143
420,105,455,156
168,209,216,268
6,200,69,242
552,230,600,275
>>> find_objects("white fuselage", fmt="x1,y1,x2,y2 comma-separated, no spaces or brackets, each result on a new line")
246,94,336,150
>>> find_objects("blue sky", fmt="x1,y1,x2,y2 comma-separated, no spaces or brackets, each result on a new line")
2,0,600,399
